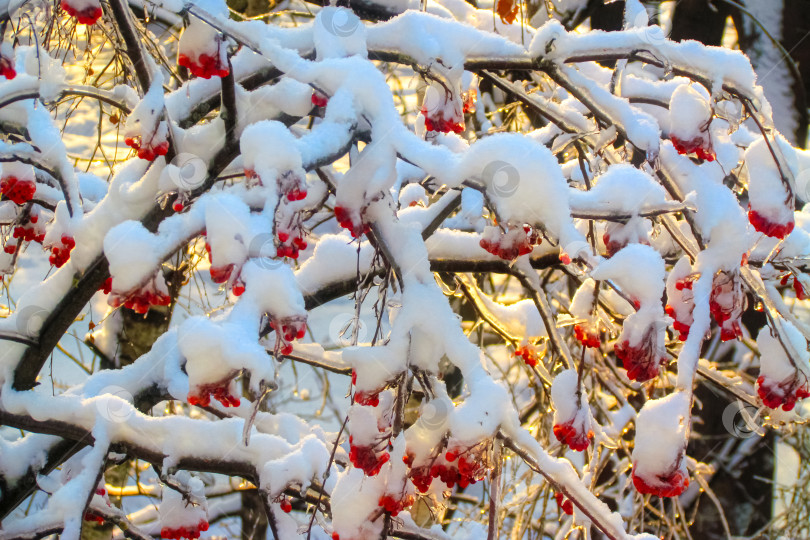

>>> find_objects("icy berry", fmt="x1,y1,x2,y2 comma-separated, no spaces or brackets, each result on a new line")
554,492,574,515
178,52,229,79
48,236,76,268
671,135,715,162
614,334,666,382
514,345,538,368
188,379,240,408
748,207,794,239
0,55,15,79
632,466,689,498
479,225,536,261
0,176,36,205
83,512,105,524
378,494,414,517
757,374,810,412
61,0,102,24
334,205,370,238
312,91,328,107
552,420,593,452
574,324,600,348
349,443,389,476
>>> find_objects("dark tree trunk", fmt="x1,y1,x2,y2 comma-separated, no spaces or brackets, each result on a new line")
670,0,731,45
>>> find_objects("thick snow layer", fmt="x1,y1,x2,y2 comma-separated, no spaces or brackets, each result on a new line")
758,322,810,382
530,20,764,105
591,244,665,306
569,163,672,215
668,83,712,143
744,135,795,227
632,391,689,477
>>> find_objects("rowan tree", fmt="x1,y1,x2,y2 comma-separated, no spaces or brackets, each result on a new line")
0,0,808,539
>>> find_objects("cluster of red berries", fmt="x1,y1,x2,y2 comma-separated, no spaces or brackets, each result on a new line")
5,219,46,254
573,323,600,348
99,276,113,295
269,316,307,355
748,207,794,239
107,280,171,314
285,186,307,202
479,226,539,261
334,205,370,238
160,520,209,540
311,92,328,108
61,0,102,24
1,176,36,205
48,235,75,268
602,222,650,258
348,438,390,476
632,466,689,498
209,263,237,287
352,370,382,406
83,488,110,524
709,271,745,342
203,241,235,284
421,106,464,134
353,390,380,406
553,419,593,452
188,380,241,408
13,224,45,244
124,135,169,162
0,55,15,79
602,231,647,259
429,450,487,489
671,136,715,162
666,276,697,341
276,230,308,259
514,345,539,368
665,305,691,341
378,494,414,517
403,444,490,492
757,374,810,411
407,464,433,493
601,231,623,259
780,273,808,300
201,238,245,295
178,51,229,79
278,171,308,202
614,333,666,382
84,512,105,524
554,492,574,515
